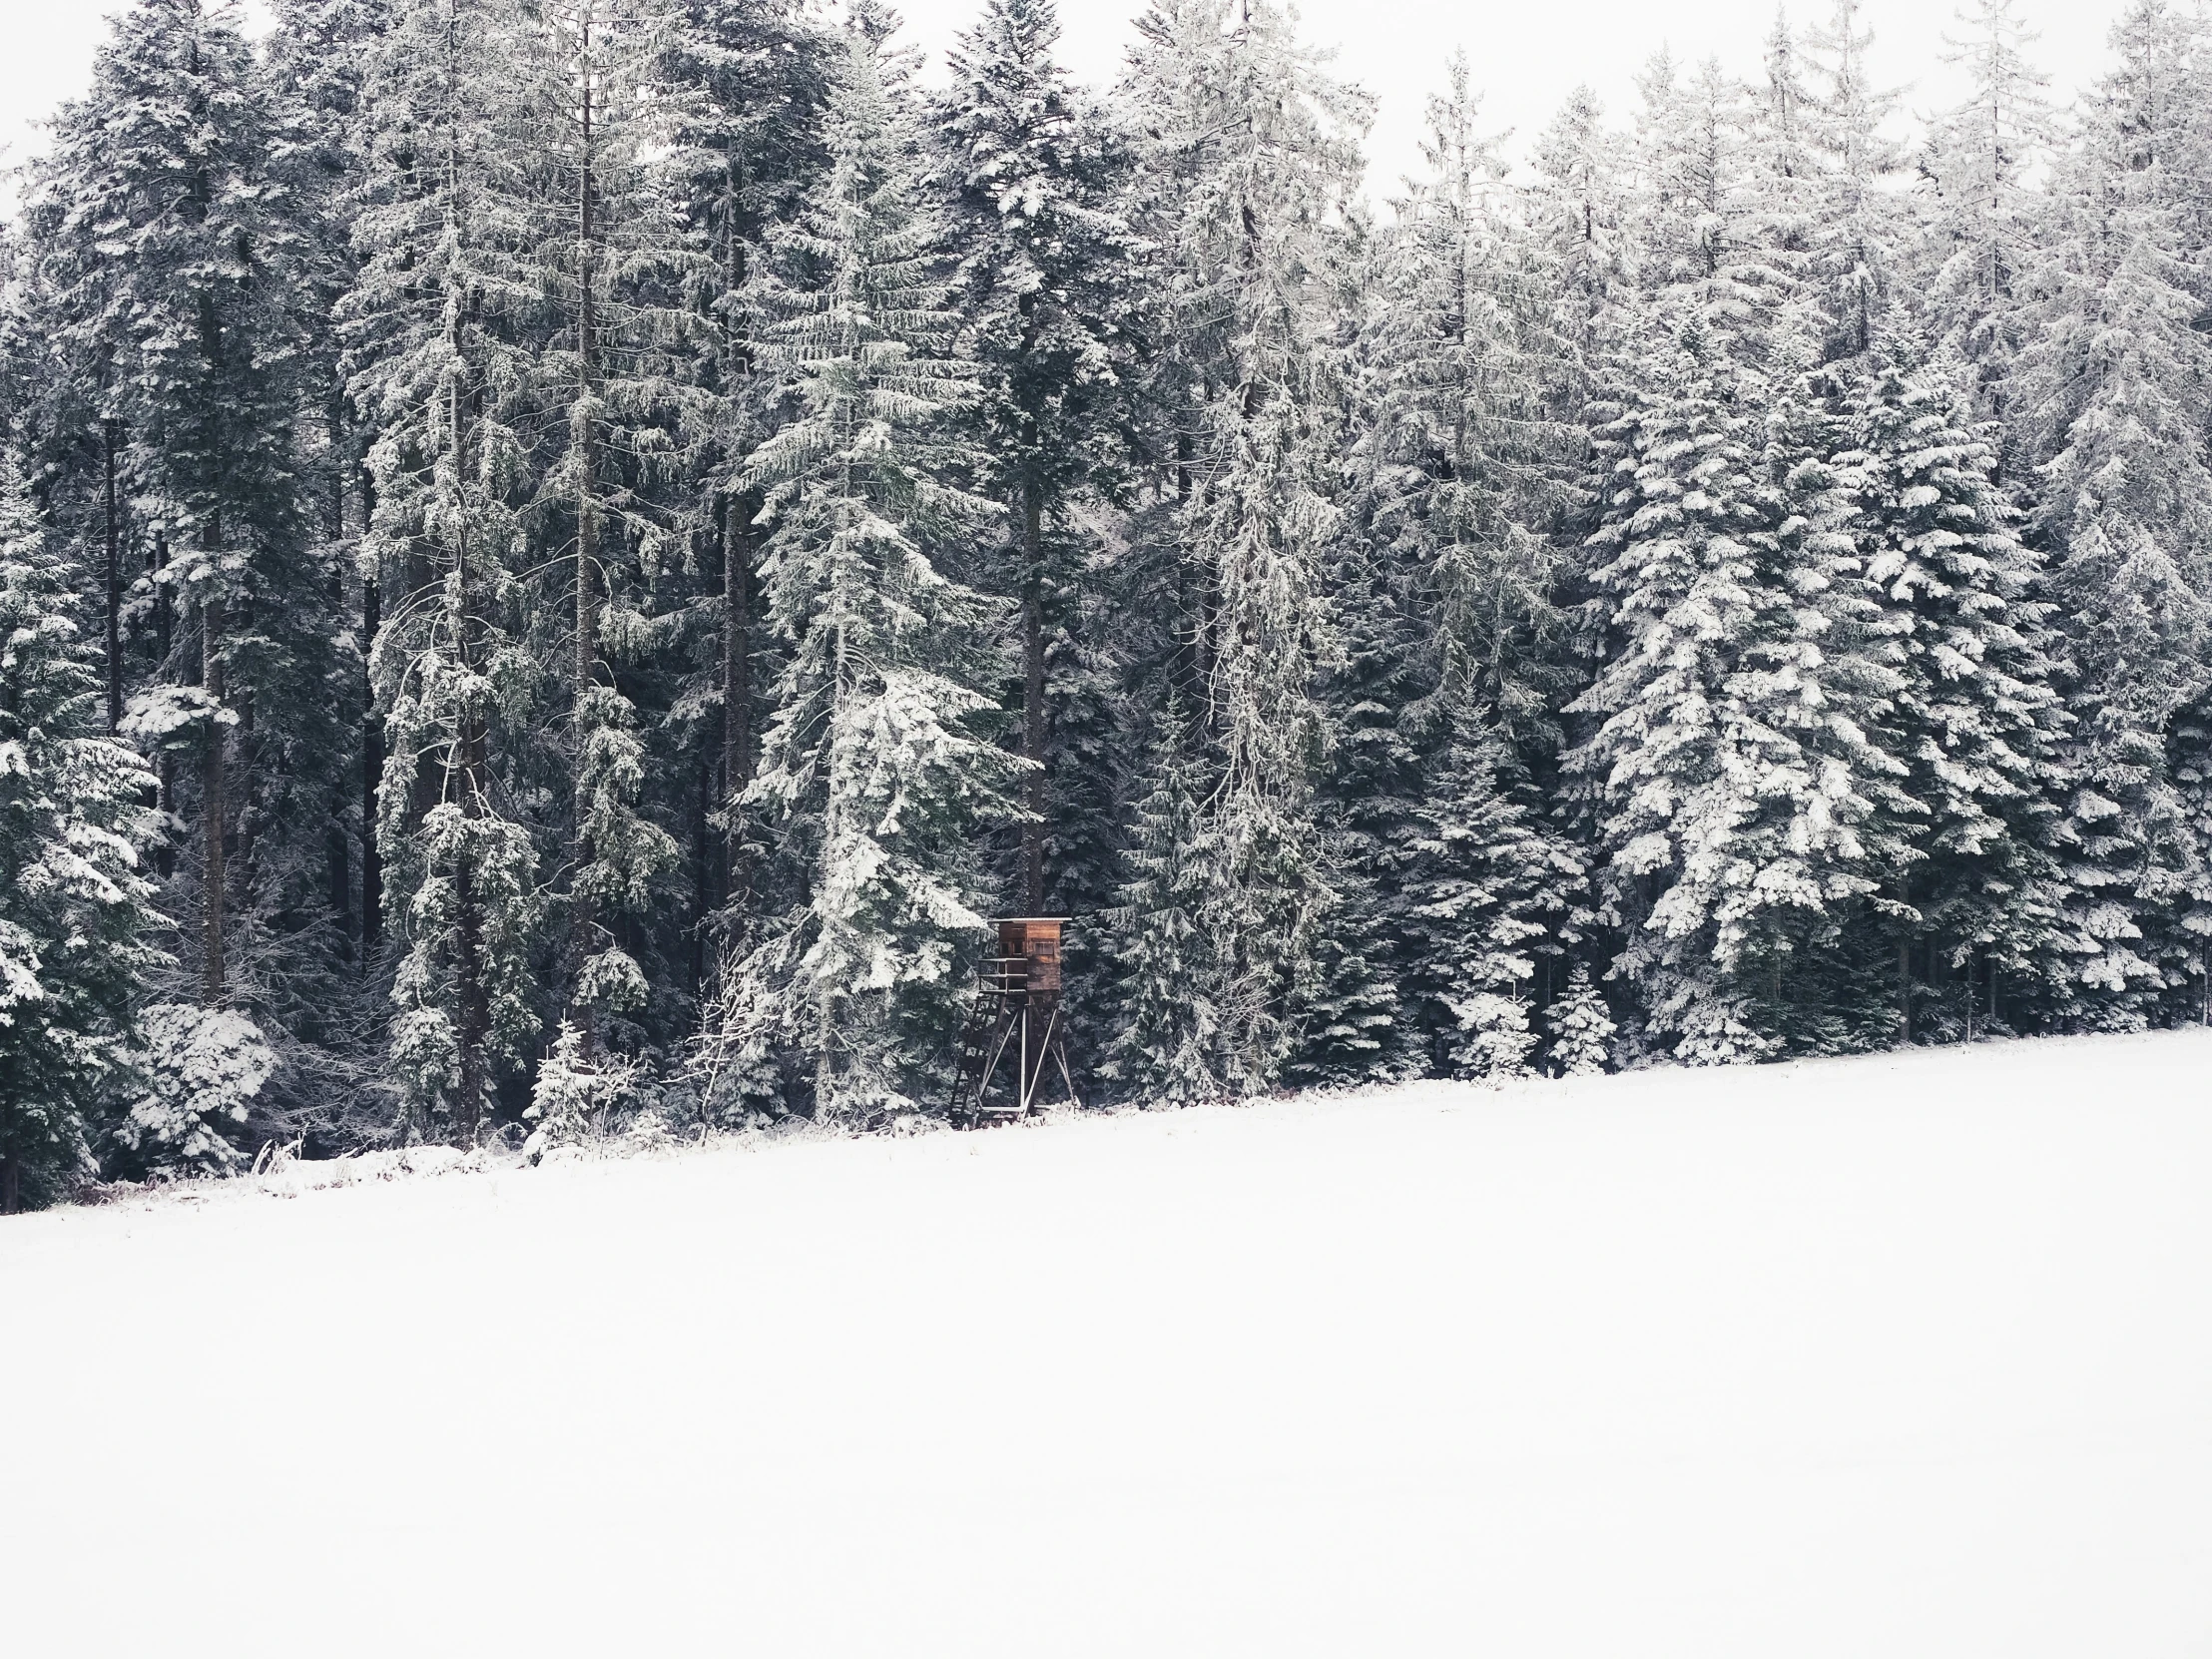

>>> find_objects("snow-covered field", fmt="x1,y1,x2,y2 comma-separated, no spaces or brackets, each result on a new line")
7,1030,2212,1657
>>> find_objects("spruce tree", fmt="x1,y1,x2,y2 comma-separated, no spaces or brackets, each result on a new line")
2008,0,2212,1026
1121,0,1370,1092
1837,345,2066,1040
1105,695,1222,1103
516,0,689,1053
658,0,832,955
30,0,352,1137
1544,961,1616,1076
938,0,1133,917
1921,0,2055,403
346,0,549,1138
711,10,1020,1123
1314,53,1585,1082
1568,313,1902,1060
1528,84,1631,364
1807,0,1903,361
0,460,161,1211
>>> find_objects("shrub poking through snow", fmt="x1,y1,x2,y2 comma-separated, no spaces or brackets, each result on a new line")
524,1022,643,1164
117,1005,276,1177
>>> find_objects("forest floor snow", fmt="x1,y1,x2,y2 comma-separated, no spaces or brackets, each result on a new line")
6,1029,2212,1657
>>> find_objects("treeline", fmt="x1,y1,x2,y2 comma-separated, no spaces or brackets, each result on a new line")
1,0,2206,1207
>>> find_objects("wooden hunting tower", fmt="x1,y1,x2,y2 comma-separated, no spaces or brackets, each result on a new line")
947,918,1080,1126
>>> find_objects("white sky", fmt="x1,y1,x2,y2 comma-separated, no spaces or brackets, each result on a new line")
0,0,2128,213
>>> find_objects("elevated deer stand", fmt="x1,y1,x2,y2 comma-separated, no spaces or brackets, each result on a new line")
948,918,1081,1127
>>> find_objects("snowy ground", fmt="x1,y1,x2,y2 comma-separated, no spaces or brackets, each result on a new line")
7,1031,2212,1658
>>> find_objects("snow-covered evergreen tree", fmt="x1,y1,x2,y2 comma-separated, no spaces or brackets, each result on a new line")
514,0,689,1050
1106,694,1221,1104
658,0,832,954
712,10,1020,1124
1807,0,1903,362
115,1002,276,1178
523,1018,642,1161
2008,0,2212,1026
1921,0,2055,401
1568,311,1902,1060
938,0,1133,917
0,459,161,1210
346,0,551,1140
1120,0,1370,1092
1837,344,2066,1040
1543,961,1615,1076
1395,722,1552,1078
1529,83,1632,363
29,0,350,1135
1313,53,1585,1082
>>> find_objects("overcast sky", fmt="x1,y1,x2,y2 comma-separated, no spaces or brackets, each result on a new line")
0,0,2129,212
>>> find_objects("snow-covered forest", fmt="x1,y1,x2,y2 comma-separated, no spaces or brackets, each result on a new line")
3,0,2208,1207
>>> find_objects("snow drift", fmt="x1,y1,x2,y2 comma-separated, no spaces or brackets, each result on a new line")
5,1028,2211,1657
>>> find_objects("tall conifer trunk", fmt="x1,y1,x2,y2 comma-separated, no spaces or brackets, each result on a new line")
202,576,227,1005
360,468,382,953
1021,484,1045,913
723,493,752,894
102,420,123,734
569,3,601,1057
721,157,754,905
449,334,491,1140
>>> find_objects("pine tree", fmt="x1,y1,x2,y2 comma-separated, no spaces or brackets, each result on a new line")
1121,0,1370,1091
938,0,1133,918
1297,520,1414,1083
523,1018,642,1160
1837,344,2066,1040
346,0,549,1138
1105,695,1220,1103
516,0,690,1052
1396,721,1552,1078
115,1001,276,1178
1922,0,2055,401
268,0,394,981
30,0,346,1134
1807,0,1903,361
658,0,833,955
1313,52,1586,1082
712,11,1021,1124
2008,0,2212,1026
1568,310,1903,1061
0,459,162,1211
1543,961,1615,1076
1528,84,1632,362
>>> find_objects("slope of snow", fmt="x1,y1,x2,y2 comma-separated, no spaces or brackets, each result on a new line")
7,1030,2212,1657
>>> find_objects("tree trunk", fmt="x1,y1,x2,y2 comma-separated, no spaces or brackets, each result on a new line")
327,815,352,943
153,530,172,660
1021,483,1046,915
202,586,228,1005
719,145,754,917
1174,427,1198,716
722,493,753,897
442,249,492,1142
360,471,383,954
102,421,123,734
1896,936,1911,1046
569,11,601,1057
453,844,488,1146
691,760,712,996
1,1150,18,1216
